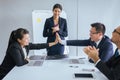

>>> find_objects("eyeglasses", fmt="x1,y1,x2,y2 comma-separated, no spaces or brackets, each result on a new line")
90,31,99,34
113,29,120,35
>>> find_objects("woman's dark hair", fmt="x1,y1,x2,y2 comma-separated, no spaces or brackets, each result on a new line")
53,3,62,11
7,28,29,48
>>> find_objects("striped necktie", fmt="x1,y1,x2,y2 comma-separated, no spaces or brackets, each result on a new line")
93,42,97,48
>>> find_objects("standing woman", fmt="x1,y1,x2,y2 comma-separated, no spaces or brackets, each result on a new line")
43,3,68,56
0,28,57,79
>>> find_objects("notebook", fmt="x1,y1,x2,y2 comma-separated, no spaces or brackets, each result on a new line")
69,58,84,64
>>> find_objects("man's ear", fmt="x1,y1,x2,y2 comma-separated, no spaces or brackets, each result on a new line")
99,32,103,36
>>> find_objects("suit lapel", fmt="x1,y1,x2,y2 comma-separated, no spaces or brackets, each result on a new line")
51,17,54,27
51,16,61,28
90,40,96,47
58,17,61,28
48,17,54,29
20,47,25,59
97,36,105,48
17,43,25,59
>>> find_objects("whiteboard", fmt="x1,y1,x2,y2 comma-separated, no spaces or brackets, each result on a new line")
32,10,69,55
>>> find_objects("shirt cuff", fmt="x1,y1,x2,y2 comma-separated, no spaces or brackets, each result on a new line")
61,40,67,45
95,59,101,66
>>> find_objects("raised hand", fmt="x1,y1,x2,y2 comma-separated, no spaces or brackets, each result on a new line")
52,25,60,33
49,34,58,47
83,46,100,63
56,33,62,44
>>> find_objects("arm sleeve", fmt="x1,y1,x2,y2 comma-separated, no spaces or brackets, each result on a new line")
28,43,49,50
99,42,113,62
96,61,120,80
10,47,28,66
95,59,101,66
67,40,90,46
43,19,54,37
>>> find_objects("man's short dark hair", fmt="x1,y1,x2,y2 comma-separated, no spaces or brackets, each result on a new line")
91,22,106,35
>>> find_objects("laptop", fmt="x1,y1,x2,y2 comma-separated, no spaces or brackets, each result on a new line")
27,60,44,66
29,55,46,60
46,55,68,60
27,55,46,66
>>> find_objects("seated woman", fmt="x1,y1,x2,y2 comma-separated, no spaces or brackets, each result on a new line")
0,28,58,79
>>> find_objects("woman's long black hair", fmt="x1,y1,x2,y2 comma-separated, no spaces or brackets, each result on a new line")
7,28,29,50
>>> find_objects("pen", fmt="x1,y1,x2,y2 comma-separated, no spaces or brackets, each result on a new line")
69,65,79,68
78,57,86,59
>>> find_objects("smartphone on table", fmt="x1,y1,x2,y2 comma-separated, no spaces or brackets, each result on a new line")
74,73,93,78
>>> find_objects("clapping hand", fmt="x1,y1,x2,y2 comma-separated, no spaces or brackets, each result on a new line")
83,46,100,63
56,33,62,44
52,25,60,33
48,34,59,47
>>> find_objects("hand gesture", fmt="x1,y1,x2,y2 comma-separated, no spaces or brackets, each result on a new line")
25,57,30,62
52,25,60,33
48,34,59,47
83,46,100,63
56,33,62,44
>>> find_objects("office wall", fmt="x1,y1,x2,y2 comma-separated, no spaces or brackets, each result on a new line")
0,0,78,63
77,0,120,56
0,0,120,63
78,0,120,39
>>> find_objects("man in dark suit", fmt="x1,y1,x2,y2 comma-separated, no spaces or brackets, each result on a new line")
83,26,120,80
59,22,113,62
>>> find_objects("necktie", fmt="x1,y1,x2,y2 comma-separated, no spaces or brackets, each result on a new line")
114,48,119,57
93,42,97,48
90,41,97,48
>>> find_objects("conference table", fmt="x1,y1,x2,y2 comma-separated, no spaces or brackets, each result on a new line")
3,56,108,80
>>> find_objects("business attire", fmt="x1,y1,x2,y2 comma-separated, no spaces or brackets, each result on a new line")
66,35,114,62
43,16,68,56
96,49,120,80
0,42,49,79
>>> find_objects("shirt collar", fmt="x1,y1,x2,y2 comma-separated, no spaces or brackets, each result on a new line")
95,39,102,47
